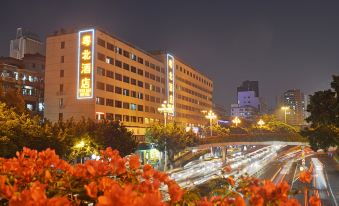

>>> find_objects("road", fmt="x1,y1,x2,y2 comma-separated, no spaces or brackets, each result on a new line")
168,144,339,205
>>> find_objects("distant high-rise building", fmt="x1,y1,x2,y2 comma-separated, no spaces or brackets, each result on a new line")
10,28,44,59
279,89,305,126
237,80,259,97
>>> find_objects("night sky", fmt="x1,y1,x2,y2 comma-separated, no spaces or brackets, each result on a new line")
1,1,339,111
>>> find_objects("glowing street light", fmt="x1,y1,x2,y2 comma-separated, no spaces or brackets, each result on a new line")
157,101,173,127
205,110,217,136
281,106,290,123
257,119,265,127
232,116,241,127
75,140,85,164
157,101,173,171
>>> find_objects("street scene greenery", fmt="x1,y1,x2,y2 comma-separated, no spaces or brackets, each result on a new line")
301,75,339,151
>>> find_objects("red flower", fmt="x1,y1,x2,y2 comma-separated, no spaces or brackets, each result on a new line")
299,171,312,183
309,195,321,206
129,155,140,170
85,182,98,199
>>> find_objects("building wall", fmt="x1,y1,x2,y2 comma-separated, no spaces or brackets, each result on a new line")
280,89,305,125
44,28,213,134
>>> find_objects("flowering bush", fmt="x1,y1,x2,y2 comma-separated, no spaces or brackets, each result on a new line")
0,148,319,206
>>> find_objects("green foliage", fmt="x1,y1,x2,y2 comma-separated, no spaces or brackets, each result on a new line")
259,114,299,134
0,102,137,159
0,88,26,113
302,75,339,151
145,123,197,163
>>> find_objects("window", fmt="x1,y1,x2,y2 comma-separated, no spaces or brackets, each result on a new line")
137,68,143,76
156,66,160,72
106,84,114,92
156,97,160,103
161,67,165,73
106,113,114,120
60,70,64,77
137,57,143,64
138,92,143,99
137,105,143,111
145,106,149,112
123,89,129,96
123,50,130,58
156,87,160,93
97,53,105,61
130,103,137,110
60,56,64,63
137,81,143,88
131,66,136,73
150,107,155,113
106,99,114,107
97,67,105,76
145,94,149,101
138,117,143,123
123,63,129,71
131,53,137,61
150,74,155,80
123,115,130,122
115,46,122,55
115,73,122,81
123,102,129,109
115,87,122,94
60,84,63,92
115,101,122,108
123,76,130,83
106,57,114,65
131,91,137,98
59,113,63,121
131,78,136,85
161,78,165,83
59,98,63,108
131,116,137,122
156,76,160,82
97,81,105,90
60,41,65,49
106,70,114,79
115,114,122,121
96,113,105,121
150,63,155,69
97,38,106,47
150,96,155,102
96,97,105,105
115,60,122,68
145,71,149,78
107,43,114,51
145,83,150,90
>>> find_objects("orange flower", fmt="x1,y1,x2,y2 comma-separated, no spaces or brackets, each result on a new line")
143,164,154,179
224,165,232,173
44,170,52,182
167,180,184,203
129,155,141,170
226,176,235,186
85,181,98,199
299,171,312,183
309,195,321,206
235,195,246,206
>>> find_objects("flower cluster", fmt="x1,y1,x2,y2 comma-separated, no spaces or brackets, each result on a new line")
0,147,320,206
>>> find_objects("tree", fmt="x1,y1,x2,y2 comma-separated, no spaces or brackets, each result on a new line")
302,75,339,151
0,88,26,113
145,123,197,167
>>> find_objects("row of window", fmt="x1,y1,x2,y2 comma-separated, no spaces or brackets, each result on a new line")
97,38,165,74
176,65,212,88
176,103,201,113
176,112,205,121
97,53,166,85
176,76,212,95
1,69,43,84
95,112,161,125
177,93,210,108
177,84,209,101
96,68,165,94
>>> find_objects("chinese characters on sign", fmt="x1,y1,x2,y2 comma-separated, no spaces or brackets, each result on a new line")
77,29,94,99
167,54,175,116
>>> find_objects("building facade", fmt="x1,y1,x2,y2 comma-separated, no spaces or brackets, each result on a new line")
279,89,305,126
10,28,45,60
44,28,213,136
0,54,45,113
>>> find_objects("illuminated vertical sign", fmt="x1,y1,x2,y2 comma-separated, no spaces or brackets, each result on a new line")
167,54,175,116
77,29,95,99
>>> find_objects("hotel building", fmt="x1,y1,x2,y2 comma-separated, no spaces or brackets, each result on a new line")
44,28,213,136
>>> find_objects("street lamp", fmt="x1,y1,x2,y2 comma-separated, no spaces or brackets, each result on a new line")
232,116,241,127
157,101,173,127
257,119,265,127
281,106,289,124
157,101,173,171
75,140,85,164
205,110,217,136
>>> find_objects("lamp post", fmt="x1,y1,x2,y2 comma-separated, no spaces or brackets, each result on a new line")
157,101,173,171
205,110,217,137
257,119,265,127
75,140,85,164
281,106,289,124
232,116,241,127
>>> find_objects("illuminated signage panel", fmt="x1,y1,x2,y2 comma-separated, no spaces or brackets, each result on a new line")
167,54,175,116
77,29,95,99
